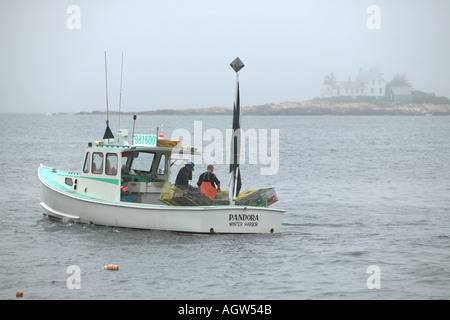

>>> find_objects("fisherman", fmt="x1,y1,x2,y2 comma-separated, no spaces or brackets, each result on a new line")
175,162,195,189
197,165,221,199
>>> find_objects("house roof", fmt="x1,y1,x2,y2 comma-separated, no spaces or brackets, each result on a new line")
337,81,365,89
356,70,386,83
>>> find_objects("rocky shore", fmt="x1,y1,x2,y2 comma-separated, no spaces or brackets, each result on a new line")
75,101,450,116
243,101,450,115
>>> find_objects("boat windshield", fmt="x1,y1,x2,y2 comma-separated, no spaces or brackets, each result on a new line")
130,151,156,173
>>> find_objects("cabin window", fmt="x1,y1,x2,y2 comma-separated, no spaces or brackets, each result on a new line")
130,152,155,173
92,152,104,174
83,152,90,173
106,153,118,176
157,154,166,175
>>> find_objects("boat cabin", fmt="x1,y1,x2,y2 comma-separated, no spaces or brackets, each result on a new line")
73,138,193,204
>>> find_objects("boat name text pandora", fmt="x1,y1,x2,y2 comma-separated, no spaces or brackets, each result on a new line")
229,214,259,222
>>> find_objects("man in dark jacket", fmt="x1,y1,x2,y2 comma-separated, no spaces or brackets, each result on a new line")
197,165,221,199
175,162,195,189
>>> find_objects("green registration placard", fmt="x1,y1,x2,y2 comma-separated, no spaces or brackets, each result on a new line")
133,134,157,147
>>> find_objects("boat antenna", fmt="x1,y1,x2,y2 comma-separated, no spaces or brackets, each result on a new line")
103,51,114,140
229,57,244,205
117,51,124,139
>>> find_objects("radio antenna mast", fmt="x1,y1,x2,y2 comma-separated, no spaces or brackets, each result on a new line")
103,51,114,140
117,52,124,137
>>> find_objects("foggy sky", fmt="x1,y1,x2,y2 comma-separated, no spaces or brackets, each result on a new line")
1,0,449,113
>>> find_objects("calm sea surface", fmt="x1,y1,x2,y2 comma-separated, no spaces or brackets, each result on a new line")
1,113,450,300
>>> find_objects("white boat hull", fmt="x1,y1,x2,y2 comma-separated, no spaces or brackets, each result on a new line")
39,167,284,234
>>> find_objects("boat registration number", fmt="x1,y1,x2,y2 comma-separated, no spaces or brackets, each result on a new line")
133,134,157,147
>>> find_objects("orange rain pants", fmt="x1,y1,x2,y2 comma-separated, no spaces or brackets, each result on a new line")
200,182,216,199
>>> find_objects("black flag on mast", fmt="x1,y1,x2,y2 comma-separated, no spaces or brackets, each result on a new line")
103,121,114,140
229,57,244,198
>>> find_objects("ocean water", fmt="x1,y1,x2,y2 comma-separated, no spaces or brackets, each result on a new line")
1,113,450,300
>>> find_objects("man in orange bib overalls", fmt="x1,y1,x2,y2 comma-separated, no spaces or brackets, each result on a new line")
197,165,221,199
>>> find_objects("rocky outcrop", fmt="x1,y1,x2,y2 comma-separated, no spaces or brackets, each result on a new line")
75,102,450,116
243,101,450,115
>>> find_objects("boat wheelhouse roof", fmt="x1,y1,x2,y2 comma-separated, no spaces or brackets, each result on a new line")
86,139,200,155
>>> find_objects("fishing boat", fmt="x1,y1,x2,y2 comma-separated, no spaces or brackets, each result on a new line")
38,57,285,234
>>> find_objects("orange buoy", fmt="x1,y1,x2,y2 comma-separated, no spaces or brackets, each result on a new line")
103,264,119,271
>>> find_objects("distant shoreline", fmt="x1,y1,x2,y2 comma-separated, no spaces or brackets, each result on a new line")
72,101,450,116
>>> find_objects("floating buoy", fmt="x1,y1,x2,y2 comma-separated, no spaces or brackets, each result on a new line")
16,291,23,298
103,264,119,271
